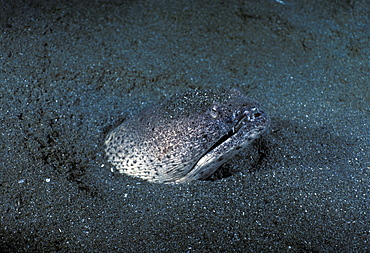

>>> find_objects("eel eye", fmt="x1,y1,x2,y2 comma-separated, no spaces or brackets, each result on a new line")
209,103,221,118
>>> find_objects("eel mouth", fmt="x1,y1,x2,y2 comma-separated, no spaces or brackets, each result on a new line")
232,107,265,133
186,108,268,175
206,107,267,154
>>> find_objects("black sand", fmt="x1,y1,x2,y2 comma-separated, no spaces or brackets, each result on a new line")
1,0,369,252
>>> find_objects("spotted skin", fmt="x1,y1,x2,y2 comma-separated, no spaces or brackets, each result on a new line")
105,89,270,183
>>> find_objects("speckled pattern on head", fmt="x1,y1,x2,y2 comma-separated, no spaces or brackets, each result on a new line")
105,88,270,183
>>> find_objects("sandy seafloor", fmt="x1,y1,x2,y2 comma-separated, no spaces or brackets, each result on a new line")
1,0,369,252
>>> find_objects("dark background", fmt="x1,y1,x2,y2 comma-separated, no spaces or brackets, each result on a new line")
1,0,369,252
